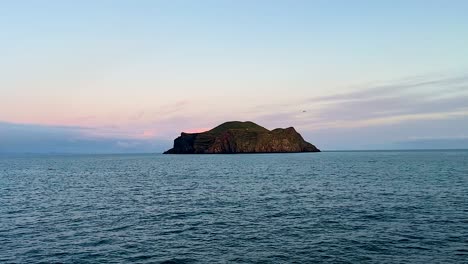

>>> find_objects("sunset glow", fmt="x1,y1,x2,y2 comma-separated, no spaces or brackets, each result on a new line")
1,1,467,153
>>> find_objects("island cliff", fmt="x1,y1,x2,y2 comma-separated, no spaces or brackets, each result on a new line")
164,121,320,154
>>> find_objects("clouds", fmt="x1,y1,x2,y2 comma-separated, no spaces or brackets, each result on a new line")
318,75,467,128
0,122,170,153
1,1,468,152
306,75,468,104
241,73,468,150
252,73,468,130
395,136,468,150
300,116,468,150
1,73,467,152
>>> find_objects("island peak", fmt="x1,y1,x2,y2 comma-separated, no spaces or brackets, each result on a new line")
164,121,320,154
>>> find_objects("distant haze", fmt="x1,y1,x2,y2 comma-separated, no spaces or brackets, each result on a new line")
1,1,468,153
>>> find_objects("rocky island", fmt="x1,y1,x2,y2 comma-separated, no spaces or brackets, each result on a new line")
164,121,320,154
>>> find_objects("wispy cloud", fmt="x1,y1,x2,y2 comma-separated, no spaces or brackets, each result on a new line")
2,73,467,152
252,73,468,131
305,74,468,104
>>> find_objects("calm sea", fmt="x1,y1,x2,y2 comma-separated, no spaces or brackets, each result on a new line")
0,151,467,263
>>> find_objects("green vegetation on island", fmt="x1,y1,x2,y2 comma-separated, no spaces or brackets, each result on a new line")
164,121,320,154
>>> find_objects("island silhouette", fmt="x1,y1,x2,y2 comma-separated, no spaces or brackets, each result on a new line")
164,121,320,154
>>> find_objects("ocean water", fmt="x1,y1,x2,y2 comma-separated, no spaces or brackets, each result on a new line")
0,151,467,263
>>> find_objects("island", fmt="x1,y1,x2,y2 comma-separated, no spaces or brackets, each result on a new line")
164,121,320,154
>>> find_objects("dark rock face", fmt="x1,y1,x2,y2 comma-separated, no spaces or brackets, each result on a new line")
164,121,320,154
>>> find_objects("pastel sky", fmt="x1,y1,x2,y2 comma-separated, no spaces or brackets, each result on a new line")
1,0,468,153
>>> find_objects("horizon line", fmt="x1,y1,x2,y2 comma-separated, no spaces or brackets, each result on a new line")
1,148,468,156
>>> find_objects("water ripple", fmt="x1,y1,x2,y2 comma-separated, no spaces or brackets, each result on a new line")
0,151,467,263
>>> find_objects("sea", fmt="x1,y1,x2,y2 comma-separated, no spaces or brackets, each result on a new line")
0,151,467,263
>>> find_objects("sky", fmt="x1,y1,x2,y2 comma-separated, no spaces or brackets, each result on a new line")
1,0,468,153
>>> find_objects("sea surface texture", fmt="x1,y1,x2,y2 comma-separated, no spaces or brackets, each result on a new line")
0,151,467,263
